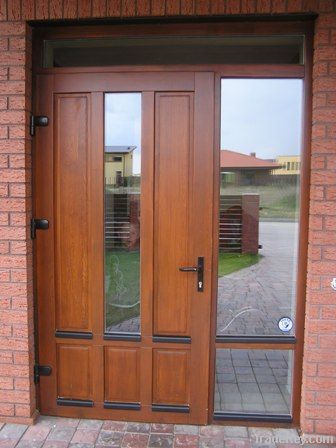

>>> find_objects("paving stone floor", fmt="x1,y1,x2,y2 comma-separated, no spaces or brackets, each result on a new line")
0,417,334,448
215,349,291,414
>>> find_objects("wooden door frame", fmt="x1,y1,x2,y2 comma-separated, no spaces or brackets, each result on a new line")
32,18,314,426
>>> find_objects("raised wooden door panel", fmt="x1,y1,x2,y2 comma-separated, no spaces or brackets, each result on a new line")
54,93,91,332
57,344,94,400
152,349,190,406
153,93,194,337
104,347,140,404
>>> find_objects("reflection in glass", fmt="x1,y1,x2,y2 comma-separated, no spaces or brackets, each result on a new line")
217,79,303,336
104,93,141,333
215,349,292,414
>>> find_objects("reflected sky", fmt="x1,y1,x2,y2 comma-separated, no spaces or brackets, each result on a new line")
221,79,303,159
105,93,141,175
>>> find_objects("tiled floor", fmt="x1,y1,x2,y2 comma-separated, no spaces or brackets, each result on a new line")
0,417,334,448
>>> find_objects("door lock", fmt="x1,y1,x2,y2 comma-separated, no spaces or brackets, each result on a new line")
179,257,204,292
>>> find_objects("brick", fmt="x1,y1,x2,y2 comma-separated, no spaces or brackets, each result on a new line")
0,212,8,225
308,246,322,261
0,125,8,138
9,37,25,52
0,377,13,390
14,378,30,391
122,0,136,16
0,325,11,337
152,0,166,15
321,306,336,318
9,66,26,81
311,171,336,185
8,96,26,110
49,0,63,19
10,269,27,284
10,241,29,255
318,0,335,12
0,389,30,404
312,123,326,138
106,0,121,16
314,107,336,122
308,319,336,333
12,324,29,338
317,363,336,377
0,110,25,125
225,0,241,14
15,403,32,417
0,241,9,254
309,290,336,304
63,0,78,18
0,82,25,95
92,0,107,16
165,0,180,15
311,185,324,200
9,155,27,169
0,255,27,268
10,212,28,226
0,96,7,109
315,420,336,434
257,0,271,13
326,92,336,105
9,125,25,139
0,51,25,66
0,269,10,281
0,169,26,183
0,23,26,36
0,140,26,154
317,13,336,28
11,296,28,308
315,29,330,45
310,201,336,215
78,0,93,17
0,154,7,167
0,227,26,240
180,0,194,14
0,403,14,416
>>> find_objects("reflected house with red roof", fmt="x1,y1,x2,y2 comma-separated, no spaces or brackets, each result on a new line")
221,149,281,186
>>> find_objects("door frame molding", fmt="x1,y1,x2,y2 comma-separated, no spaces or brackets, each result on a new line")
32,18,314,426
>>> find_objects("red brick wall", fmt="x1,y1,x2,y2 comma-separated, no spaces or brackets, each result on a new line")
0,0,335,436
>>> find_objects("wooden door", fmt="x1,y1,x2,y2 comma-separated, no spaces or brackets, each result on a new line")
34,71,214,423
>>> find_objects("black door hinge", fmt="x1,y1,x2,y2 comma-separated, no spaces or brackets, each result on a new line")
30,115,49,137
34,364,52,384
31,218,49,239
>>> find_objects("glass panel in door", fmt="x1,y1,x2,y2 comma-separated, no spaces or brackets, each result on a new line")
104,93,141,334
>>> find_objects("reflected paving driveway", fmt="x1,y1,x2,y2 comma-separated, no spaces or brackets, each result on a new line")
217,221,298,336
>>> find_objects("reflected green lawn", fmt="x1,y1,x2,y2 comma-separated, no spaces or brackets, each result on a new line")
105,250,140,327
218,252,262,277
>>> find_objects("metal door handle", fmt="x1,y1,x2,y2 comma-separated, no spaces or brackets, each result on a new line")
179,267,198,272
179,257,204,292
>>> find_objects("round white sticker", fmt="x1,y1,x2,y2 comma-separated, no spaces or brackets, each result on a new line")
278,317,293,332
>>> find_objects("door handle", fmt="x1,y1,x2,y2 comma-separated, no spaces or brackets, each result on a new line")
179,257,204,292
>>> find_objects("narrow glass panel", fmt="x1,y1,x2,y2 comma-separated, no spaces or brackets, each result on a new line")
215,349,293,414
104,93,141,334
43,35,304,67
217,79,303,337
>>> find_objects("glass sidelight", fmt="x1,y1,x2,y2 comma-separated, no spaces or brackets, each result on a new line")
215,78,304,420
217,79,303,338
104,93,141,334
